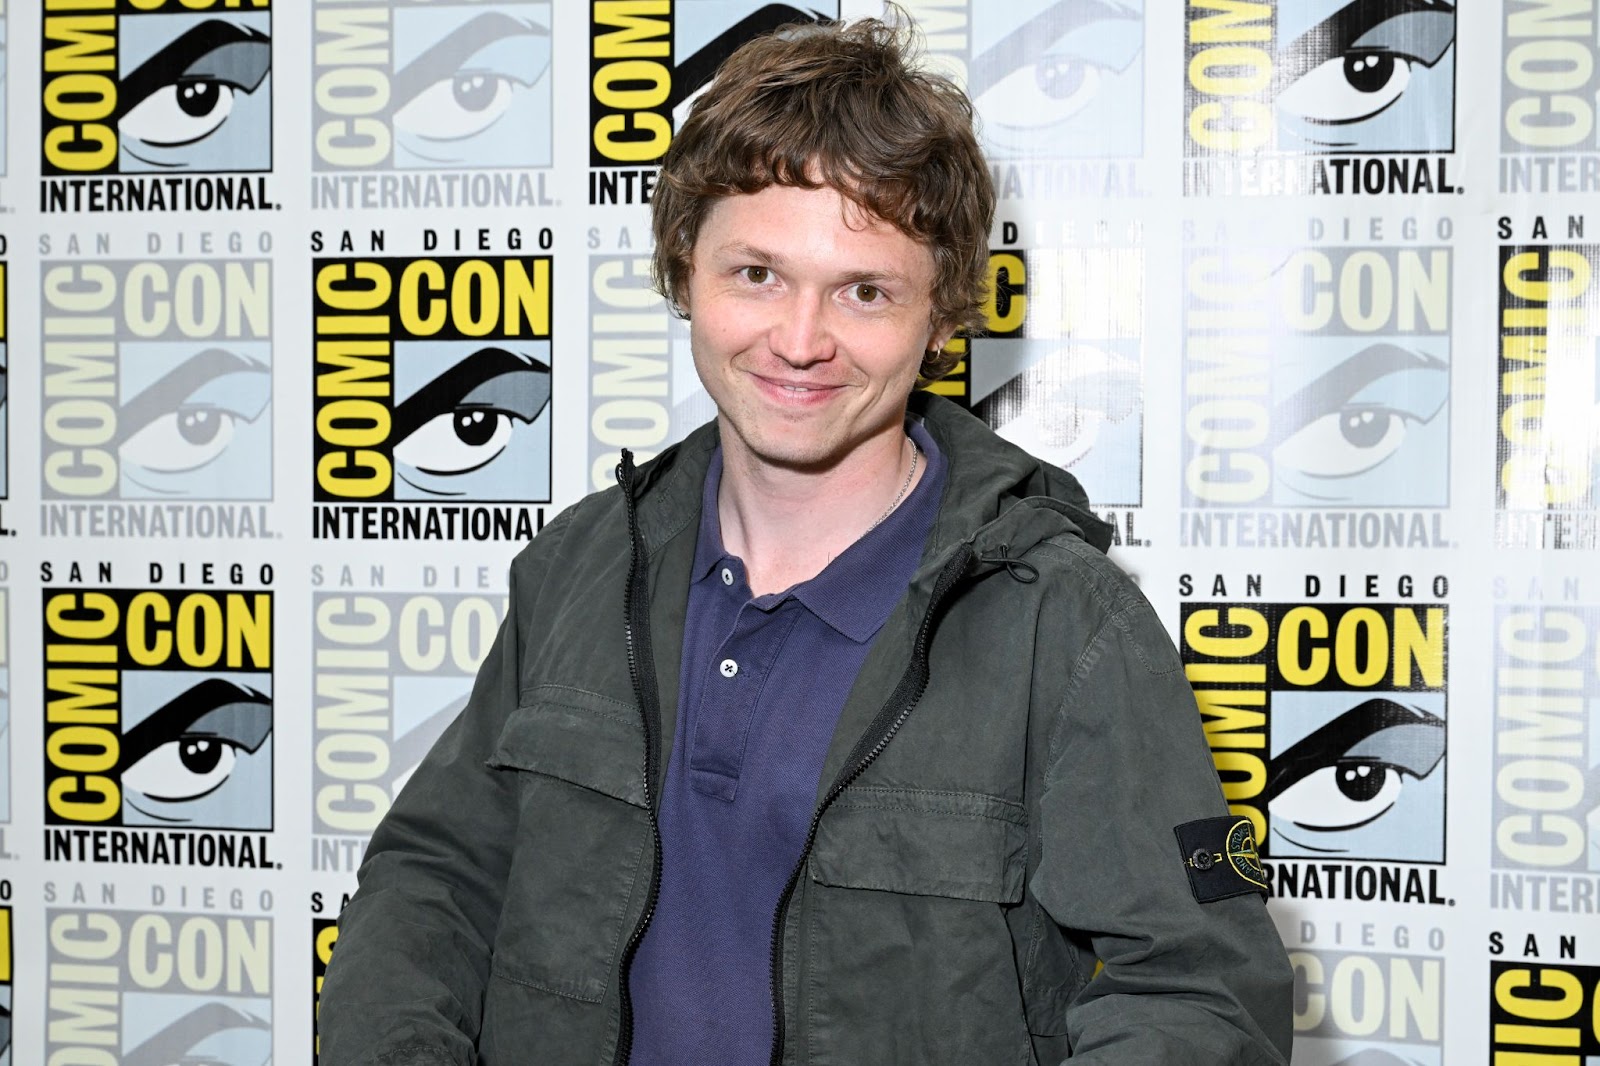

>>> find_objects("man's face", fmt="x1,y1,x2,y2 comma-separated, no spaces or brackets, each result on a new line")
685,184,949,471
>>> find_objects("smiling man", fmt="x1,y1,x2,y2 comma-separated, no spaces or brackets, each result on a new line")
319,17,1292,1065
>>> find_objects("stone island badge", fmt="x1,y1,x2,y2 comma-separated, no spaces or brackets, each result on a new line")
1175,816,1269,903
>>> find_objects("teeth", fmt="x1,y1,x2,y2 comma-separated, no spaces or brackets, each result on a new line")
782,385,811,392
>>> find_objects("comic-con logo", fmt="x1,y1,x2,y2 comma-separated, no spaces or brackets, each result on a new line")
1496,244,1600,545
1491,605,1600,878
0,259,9,501
311,590,504,871
42,587,272,830
0,1,9,179
313,255,553,528
0,903,10,1066
957,241,1144,507
1292,943,1443,1065
1181,599,1447,865
906,0,1144,161
586,250,711,489
588,1,837,203
313,918,336,1063
1491,962,1600,1061
42,0,271,176
1183,242,1451,509
0,589,9,828
40,257,271,502
313,2,550,172
46,907,271,1065
1501,2,1600,193
1184,1,1457,196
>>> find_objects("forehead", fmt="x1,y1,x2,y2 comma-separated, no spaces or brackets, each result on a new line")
695,184,935,274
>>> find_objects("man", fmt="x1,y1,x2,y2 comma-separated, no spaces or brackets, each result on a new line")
319,17,1293,1065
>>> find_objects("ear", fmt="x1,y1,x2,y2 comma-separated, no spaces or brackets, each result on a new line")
927,319,959,354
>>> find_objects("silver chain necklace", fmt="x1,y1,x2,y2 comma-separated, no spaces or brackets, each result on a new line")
866,435,920,533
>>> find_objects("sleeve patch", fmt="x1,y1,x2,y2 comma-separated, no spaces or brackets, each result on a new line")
1175,816,1268,903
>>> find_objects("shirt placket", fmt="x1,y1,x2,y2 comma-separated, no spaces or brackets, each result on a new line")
687,561,801,801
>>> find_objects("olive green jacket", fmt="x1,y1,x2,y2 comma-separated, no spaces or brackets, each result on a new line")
319,393,1293,1065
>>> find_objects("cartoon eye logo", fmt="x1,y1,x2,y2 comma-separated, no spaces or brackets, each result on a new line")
122,1001,272,1066
118,349,270,487
391,13,549,155
118,20,271,155
120,679,272,820
392,347,550,494
1272,343,1447,491
1267,698,1444,842
968,1,1143,152
974,344,1140,468
1271,0,1455,146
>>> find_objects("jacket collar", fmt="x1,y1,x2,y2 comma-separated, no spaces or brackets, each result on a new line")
627,391,1114,569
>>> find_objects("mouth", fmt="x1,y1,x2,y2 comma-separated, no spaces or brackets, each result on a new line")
750,372,846,404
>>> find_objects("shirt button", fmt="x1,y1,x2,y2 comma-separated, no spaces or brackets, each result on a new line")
721,568,734,586
719,659,739,678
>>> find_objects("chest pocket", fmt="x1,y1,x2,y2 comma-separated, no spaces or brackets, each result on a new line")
809,786,1026,902
803,787,1034,1062
487,687,648,807
483,688,650,1003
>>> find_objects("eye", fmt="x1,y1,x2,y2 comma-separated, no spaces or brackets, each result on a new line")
741,266,771,285
394,72,517,141
1276,51,1412,125
976,58,1103,133
1272,346,1448,482
1266,698,1445,838
117,21,271,150
1273,760,1405,831
390,14,549,151
117,354,270,478
122,80,236,147
978,344,1141,467
121,406,238,474
393,406,520,476
1273,404,1413,477
853,283,881,303
123,735,240,802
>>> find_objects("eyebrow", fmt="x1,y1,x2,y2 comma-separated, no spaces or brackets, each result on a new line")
1272,0,1456,95
120,20,272,114
1266,697,1445,802
117,348,269,441
121,678,273,766
392,346,552,442
392,13,548,109
1271,342,1446,444
122,1002,270,1066
390,694,468,782
969,0,1139,97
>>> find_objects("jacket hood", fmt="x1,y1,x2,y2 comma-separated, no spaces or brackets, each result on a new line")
622,392,1114,563
908,391,1115,559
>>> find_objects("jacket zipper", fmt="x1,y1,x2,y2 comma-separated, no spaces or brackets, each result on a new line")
765,543,977,1066
612,451,664,1066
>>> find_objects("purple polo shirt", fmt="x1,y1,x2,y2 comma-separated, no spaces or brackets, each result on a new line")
628,421,945,1065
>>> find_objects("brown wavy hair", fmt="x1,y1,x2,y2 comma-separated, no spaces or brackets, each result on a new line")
650,16,994,381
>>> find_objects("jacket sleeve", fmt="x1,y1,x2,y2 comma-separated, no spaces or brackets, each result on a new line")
1032,598,1294,1064
317,509,575,1066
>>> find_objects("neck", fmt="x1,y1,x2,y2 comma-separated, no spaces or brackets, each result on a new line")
718,421,920,596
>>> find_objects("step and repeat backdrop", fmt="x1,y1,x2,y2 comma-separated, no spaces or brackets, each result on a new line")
0,1,1592,1063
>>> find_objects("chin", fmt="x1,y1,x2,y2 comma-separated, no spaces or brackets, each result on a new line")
727,420,844,470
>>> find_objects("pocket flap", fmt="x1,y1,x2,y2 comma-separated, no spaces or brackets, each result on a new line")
487,687,647,808
810,788,1026,903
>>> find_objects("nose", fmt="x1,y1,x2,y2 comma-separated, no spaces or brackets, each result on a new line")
767,292,834,367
